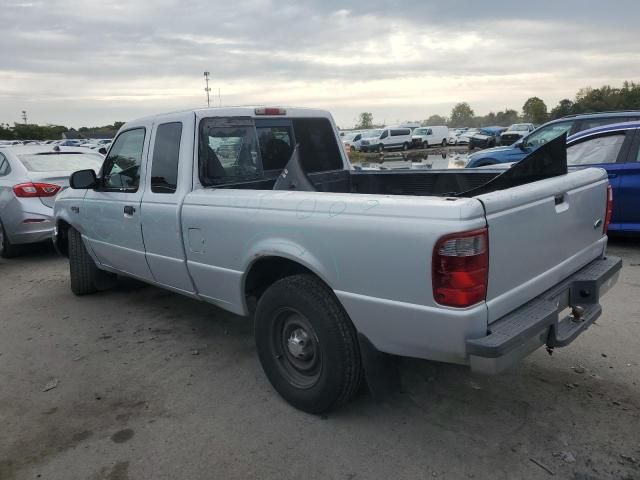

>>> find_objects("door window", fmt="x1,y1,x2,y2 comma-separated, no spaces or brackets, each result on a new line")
380,130,388,139
0,154,10,176
525,122,572,148
151,122,182,193
567,133,626,165
102,128,146,190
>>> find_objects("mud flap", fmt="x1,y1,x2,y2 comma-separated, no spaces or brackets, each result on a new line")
357,333,401,400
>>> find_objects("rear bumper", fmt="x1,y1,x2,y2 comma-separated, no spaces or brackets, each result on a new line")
467,255,622,374
2,197,55,245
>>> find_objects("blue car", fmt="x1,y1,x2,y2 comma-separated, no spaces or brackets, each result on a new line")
466,111,640,168
566,121,640,234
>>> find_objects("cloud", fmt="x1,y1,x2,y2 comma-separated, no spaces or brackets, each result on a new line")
0,0,639,127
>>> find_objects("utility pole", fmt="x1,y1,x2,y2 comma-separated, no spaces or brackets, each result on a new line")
203,72,211,107
21,110,27,124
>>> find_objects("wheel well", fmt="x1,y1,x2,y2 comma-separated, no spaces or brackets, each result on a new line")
55,220,71,257
244,257,317,314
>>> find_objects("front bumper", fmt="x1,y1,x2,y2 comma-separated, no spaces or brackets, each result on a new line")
467,255,622,374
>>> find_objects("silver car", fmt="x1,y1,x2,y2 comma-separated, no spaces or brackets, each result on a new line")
0,146,103,257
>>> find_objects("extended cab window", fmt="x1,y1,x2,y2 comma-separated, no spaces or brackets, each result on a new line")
102,128,146,190
567,133,626,165
151,122,182,193
199,117,262,185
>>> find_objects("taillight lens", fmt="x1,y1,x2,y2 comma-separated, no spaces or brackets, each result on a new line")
432,228,488,308
13,182,61,198
603,184,613,234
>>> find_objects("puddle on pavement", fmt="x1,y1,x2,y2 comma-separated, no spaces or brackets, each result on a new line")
354,152,470,170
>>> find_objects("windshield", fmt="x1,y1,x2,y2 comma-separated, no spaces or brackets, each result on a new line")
413,128,427,135
18,153,104,172
363,129,383,138
510,124,530,131
524,122,572,148
343,133,359,141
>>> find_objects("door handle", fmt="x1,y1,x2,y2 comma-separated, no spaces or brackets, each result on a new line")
123,205,136,216
608,174,617,179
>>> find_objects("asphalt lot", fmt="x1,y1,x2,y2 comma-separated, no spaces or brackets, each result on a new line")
0,240,639,480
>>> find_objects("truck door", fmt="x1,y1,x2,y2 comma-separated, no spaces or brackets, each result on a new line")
82,127,154,281
140,113,196,293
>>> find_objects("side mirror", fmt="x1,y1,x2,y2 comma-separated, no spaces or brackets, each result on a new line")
98,147,108,155
70,169,98,189
517,141,527,151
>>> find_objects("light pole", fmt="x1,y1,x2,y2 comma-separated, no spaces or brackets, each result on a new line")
203,72,211,107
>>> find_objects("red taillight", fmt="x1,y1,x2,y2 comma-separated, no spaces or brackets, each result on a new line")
432,228,488,308
12,182,61,198
603,184,613,234
255,107,286,116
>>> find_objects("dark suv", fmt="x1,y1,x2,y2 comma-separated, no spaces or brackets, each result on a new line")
465,111,640,167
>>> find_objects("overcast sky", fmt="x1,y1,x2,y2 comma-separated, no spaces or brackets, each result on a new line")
1,0,639,128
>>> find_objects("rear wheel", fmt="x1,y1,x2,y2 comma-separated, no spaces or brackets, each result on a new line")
0,220,18,258
441,138,447,147
255,274,362,414
68,228,116,295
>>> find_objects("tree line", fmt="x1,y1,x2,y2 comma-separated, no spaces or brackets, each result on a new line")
355,80,640,129
0,122,125,141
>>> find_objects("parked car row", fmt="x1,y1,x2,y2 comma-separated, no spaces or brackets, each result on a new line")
0,145,104,257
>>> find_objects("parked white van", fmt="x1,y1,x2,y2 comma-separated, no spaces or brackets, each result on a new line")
359,127,413,152
411,126,449,149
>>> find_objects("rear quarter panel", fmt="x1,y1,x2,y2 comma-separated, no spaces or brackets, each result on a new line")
181,189,489,362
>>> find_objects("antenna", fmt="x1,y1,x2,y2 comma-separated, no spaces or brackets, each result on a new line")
203,72,211,107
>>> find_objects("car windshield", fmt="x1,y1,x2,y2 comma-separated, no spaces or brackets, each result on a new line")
510,124,530,131
18,153,104,172
343,133,359,141
364,129,383,138
413,128,428,135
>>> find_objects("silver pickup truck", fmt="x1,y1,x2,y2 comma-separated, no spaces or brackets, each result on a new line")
53,107,621,413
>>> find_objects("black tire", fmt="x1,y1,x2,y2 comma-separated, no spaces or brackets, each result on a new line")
468,144,475,151
441,138,447,147
255,274,362,414
422,141,428,150
68,228,116,295
0,219,18,258
350,146,355,153
377,144,384,153
402,142,409,151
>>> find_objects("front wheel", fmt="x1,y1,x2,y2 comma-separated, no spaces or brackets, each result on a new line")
402,142,409,151
377,144,384,153
255,274,363,414
68,228,116,295
422,141,428,150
